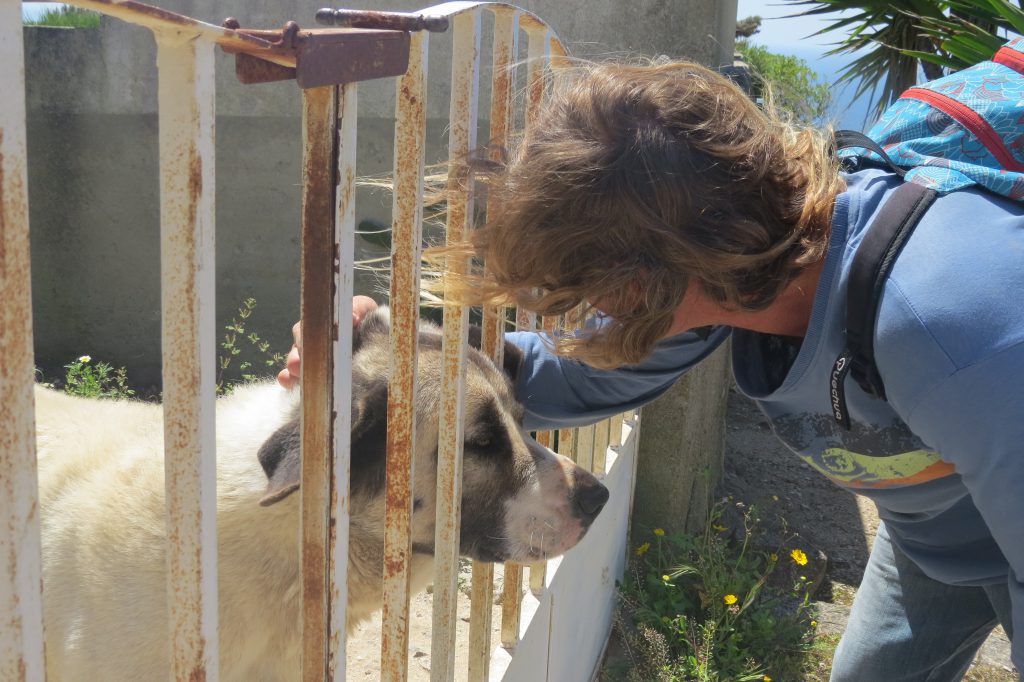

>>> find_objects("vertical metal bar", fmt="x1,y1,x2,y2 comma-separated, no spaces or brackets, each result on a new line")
0,3,45,678
467,561,494,680
329,82,358,682
593,418,611,475
156,32,219,682
431,10,481,682
500,562,523,648
609,413,624,449
576,424,596,473
557,428,577,463
299,83,338,682
524,26,550,129
469,10,520,681
529,311,558,593
381,29,428,682
501,21,553,646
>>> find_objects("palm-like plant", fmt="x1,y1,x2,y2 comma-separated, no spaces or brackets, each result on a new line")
784,0,1024,118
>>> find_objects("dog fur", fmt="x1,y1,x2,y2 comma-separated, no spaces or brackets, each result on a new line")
35,308,608,681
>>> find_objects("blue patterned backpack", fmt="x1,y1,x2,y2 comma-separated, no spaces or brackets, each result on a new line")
830,37,1024,430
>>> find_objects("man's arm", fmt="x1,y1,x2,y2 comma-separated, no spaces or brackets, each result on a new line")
903,341,1024,671
508,326,731,431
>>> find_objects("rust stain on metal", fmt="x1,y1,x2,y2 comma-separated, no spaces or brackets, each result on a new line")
380,30,427,682
315,8,449,33
223,23,411,88
155,34,218,681
1,56,47,675
298,84,338,682
432,13,480,680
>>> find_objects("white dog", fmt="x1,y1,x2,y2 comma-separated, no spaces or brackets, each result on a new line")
35,309,609,681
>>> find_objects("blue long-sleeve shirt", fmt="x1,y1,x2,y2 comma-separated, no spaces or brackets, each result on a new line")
508,168,1024,669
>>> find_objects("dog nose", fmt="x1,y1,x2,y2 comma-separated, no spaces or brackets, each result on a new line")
575,482,610,519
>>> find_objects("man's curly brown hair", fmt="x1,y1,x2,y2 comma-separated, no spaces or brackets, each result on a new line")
432,59,845,368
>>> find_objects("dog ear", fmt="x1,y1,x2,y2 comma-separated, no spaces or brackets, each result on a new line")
257,418,301,506
353,306,389,354
467,325,524,384
257,379,389,507
349,378,390,497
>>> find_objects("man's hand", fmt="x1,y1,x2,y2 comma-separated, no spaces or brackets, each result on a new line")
277,295,378,390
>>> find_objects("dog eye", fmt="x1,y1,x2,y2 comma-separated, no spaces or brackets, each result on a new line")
469,436,491,449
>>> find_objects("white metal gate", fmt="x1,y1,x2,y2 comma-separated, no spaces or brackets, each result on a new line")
0,2,640,680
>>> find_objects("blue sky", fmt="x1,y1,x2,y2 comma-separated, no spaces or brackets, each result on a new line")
736,0,877,130
22,3,62,20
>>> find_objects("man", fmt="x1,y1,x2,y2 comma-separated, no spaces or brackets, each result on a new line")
281,60,1023,681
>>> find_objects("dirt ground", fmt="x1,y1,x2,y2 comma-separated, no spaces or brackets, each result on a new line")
719,387,879,590
345,561,512,681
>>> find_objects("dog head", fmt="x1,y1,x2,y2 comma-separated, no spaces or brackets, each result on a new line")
257,307,609,563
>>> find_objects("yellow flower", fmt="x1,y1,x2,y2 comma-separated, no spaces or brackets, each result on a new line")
79,355,91,363
662,575,670,582
653,528,665,536
770,553,778,562
791,548,808,566
811,620,818,627
763,676,773,682
723,594,738,605
772,495,779,502
635,542,651,556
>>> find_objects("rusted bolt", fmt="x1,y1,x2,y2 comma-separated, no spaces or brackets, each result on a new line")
281,21,300,49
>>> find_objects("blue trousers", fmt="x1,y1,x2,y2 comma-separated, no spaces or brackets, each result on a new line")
830,523,1015,682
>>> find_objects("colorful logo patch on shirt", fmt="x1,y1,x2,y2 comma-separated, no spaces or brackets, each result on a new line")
801,448,956,489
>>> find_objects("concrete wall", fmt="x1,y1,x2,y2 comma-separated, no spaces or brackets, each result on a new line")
632,341,732,536
26,0,737,387
27,1,738,531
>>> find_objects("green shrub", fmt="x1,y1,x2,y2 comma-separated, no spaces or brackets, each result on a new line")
24,6,101,28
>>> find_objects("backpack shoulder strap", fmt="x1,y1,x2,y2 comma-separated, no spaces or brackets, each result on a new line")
834,129,907,177
830,182,938,429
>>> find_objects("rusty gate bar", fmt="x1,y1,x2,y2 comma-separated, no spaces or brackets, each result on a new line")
19,4,315,680
381,29,429,682
505,19,556,627
592,419,611,474
431,7,482,682
299,83,339,682
329,82,359,681
0,2,45,679
468,7,520,679
576,424,596,472
155,31,220,682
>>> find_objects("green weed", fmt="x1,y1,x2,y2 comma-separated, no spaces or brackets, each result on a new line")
62,355,135,399
615,500,817,681
217,297,286,394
